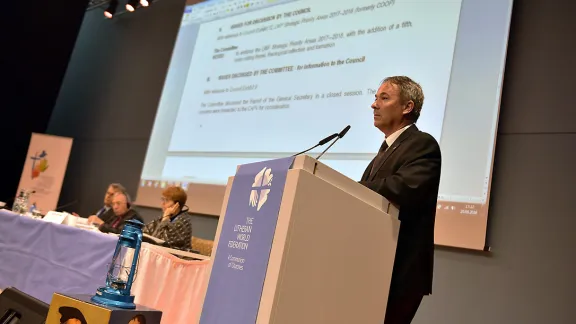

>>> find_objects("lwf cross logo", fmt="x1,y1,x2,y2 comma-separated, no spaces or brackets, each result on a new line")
249,167,273,211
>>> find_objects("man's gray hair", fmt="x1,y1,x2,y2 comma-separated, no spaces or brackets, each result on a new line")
113,190,132,206
382,76,424,122
109,183,126,192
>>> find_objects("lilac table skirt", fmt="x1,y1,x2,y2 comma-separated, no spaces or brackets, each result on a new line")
0,210,118,303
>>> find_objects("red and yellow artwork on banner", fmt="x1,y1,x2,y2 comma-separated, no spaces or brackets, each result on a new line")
16,133,73,212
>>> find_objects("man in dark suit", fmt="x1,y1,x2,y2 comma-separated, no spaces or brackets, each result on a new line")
87,183,126,225
359,76,442,324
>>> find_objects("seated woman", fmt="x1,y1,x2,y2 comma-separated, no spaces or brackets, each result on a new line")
143,186,193,252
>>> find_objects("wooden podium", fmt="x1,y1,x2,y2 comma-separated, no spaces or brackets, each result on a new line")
199,155,400,324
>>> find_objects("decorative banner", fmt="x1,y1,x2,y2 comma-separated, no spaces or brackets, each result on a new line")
200,157,294,324
16,133,73,213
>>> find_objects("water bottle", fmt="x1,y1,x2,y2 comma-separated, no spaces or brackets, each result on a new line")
29,202,37,214
20,190,30,214
12,189,25,214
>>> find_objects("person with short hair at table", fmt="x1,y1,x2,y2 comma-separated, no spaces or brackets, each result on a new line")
98,191,143,234
143,186,193,252
87,183,126,225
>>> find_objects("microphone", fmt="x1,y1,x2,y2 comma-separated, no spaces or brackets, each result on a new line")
315,125,351,160
291,133,338,157
338,125,351,138
55,200,79,212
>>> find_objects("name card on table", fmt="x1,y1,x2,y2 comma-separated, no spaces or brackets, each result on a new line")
200,157,294,324
42,211,68,224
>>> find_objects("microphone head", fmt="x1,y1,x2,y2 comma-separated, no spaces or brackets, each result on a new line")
338,125,351,138
318,133,338,145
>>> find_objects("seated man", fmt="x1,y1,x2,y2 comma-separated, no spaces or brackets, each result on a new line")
87,183,126,225
98,191,143,234
143,186,193,252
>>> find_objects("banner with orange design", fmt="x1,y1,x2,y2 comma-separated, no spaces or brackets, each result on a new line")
16,133,73,213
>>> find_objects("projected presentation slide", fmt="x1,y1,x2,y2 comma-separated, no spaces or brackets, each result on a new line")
138,0,514,250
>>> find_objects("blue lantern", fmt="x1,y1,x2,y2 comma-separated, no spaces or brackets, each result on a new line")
91,219,144,309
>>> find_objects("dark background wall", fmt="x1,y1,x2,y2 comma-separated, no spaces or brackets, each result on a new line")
47,0,576,323
47,0,219,239
0,0,89,203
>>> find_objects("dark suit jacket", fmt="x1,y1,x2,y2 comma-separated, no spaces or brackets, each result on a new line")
98,209,144,234
97,207,115,223
359,124,441,297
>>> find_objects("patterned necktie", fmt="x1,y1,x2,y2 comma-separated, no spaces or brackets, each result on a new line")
111,215,124,228
369,141,389,177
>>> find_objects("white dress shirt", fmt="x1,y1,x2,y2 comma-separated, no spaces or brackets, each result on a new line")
385,124,413,149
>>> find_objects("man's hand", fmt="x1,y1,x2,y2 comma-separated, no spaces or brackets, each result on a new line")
87,215,103,225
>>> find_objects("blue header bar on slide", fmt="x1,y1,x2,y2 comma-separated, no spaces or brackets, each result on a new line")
183,0,296,24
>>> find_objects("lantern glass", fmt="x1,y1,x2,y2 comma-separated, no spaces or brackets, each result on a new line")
108,244,137,290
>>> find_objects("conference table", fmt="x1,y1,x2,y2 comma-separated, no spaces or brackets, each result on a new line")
0,209,210,324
